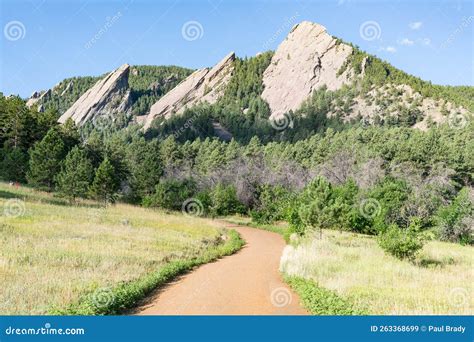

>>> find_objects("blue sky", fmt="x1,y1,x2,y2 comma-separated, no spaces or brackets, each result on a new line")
1,0,473,97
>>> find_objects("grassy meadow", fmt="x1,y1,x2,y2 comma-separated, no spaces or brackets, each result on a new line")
280,228,473,315
0,182,227,315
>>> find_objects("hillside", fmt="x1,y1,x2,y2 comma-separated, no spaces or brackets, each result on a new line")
21,21,473,140
26,65,192,121
145,22,472,143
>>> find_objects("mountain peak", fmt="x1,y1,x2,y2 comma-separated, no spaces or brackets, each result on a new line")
262,20,353,119
290,20,328,35
58,63,131,126
142,52,236,129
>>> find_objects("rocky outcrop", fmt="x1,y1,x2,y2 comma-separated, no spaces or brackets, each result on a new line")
261,21,353,119
60,81,73,96
26,89,51,110
58,64,131,126
142,52,235,130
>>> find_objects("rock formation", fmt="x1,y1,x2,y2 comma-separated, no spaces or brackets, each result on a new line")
26,89,51,110
261,21,353,119
142,52,235,130
58,64,131,126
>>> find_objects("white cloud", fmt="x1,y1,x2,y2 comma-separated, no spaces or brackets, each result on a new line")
420,38,431,46
398,38,414,46
380,46,397,53
409,21,423,30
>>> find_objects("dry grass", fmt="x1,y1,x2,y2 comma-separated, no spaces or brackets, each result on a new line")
0,183,223,314
280,229,473,314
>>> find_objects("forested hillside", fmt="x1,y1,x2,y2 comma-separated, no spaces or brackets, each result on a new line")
1,90,472,250
26,65,192,118
1,23,473,258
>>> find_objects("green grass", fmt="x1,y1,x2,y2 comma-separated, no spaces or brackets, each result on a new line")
285,277,367,315
281,229,474,314
0,182,243,315
51,230,244,315
233,216,473,315
226,216,362,314
225,215,288,238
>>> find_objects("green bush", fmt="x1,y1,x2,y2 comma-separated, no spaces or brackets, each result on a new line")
435,188,473,244
143,179,196,210
368,177,410,229
250,185,293,224
378,220,425,260
209,184,245,217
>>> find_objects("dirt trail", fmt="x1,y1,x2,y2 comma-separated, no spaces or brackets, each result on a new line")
135,222,308,315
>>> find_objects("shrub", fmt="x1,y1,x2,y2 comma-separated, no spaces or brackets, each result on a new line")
368,177,410,227
377,220,425,260
194,190,212,215
143,179,196,210
286,206,306,237
435,188,473,244
250,185,292,224
209,184,245,217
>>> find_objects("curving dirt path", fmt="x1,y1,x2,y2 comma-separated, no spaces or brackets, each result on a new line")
135,222,308,315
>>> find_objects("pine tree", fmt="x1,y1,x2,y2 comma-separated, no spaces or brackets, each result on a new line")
26,128,66,190
0,147,28,182
126,139,162,201
89,157,119,206
56,146,94,203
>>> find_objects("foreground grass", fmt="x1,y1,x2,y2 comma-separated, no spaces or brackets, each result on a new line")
280,229,473,315
54,230,244,315
0,183,240,315
285,277,367,315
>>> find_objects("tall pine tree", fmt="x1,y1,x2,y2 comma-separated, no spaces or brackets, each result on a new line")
89,157,119,206
26,128,66,190
56,146,94,203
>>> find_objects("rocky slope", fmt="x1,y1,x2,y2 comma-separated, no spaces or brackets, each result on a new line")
26,89,52,111
141,52,235,130
262,21,353,119
58,64,131,126
25,20,470,133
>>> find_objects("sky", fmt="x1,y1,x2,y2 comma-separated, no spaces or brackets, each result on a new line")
1,0,473,98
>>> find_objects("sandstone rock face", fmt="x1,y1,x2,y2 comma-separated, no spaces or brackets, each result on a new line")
58,64,131,126
261,21,353,119
26,89,51,109
142,52,235,130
